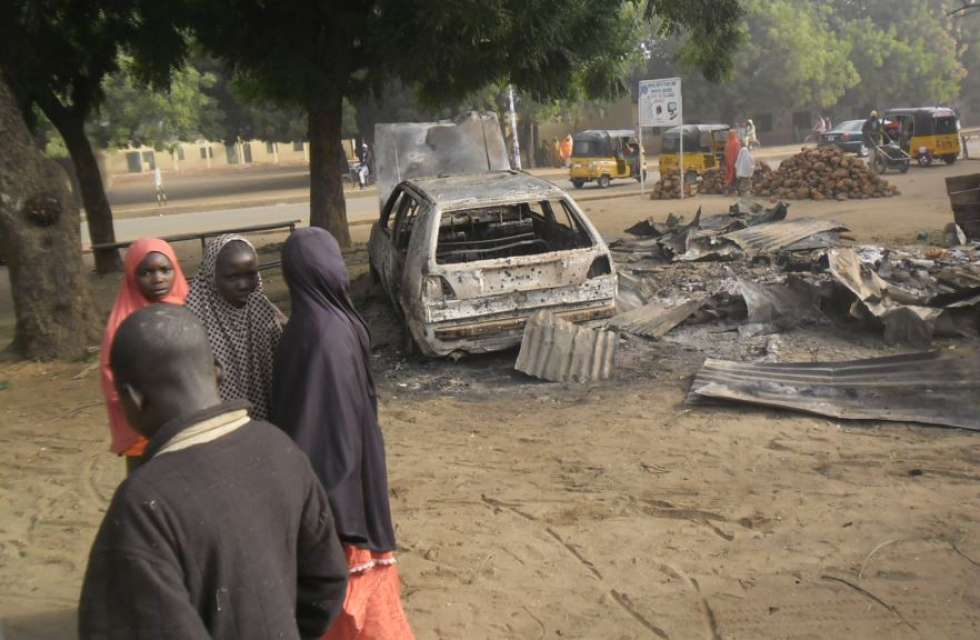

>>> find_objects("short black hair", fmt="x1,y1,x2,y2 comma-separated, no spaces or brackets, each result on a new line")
110,304,214,388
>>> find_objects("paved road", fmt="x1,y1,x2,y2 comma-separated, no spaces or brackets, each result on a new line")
82,199,376,247
108,166,313,208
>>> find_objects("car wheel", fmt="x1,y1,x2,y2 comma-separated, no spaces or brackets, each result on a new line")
572,179,585,189
899,160,911,174
597,175,611,189
944,155,957,165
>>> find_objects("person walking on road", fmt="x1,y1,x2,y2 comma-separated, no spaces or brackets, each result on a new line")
153,167,167,206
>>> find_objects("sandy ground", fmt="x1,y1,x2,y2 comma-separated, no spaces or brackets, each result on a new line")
2,160,980,639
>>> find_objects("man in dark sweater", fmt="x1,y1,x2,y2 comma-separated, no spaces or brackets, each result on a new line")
79,304,348,639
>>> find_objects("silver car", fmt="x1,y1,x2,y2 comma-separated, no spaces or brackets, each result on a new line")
368,170,617,357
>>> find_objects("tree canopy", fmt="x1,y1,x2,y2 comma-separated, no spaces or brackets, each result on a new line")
168,0,743,244
640,0,975,125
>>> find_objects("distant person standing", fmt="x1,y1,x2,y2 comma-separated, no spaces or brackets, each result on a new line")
560,134,573,167
552,137,561,167
735,144,755,196
862,110,882,150
153,167,166,206
724,129,742,193
745,119,758,149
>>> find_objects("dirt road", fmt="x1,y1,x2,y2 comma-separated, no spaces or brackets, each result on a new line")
2,160,980,638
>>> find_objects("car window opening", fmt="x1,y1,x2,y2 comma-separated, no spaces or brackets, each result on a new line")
435,200,593,264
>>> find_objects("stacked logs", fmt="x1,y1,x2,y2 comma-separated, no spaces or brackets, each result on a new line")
699,168,725,194
649,169,698,199
752,147,899,201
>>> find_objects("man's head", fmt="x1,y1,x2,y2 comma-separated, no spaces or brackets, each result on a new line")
110,304,222,439
870,110,879,118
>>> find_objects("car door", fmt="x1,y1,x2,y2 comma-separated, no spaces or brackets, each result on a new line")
369,188,405,301
385,189,423,311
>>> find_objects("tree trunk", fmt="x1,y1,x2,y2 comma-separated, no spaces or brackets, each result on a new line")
308,92,351,247
52,111,121,273
0,75,100,360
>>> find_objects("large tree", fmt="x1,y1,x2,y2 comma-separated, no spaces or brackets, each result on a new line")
89,56,224,152
0,73,100,360
179,0,742,247
1,0,184,273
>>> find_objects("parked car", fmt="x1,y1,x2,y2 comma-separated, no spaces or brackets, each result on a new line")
368,170,617,357
819,120,868,156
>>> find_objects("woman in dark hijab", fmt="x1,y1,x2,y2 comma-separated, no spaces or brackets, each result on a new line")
272,227,413,639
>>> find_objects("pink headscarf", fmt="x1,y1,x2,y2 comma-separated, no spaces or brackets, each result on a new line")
100,238,189,455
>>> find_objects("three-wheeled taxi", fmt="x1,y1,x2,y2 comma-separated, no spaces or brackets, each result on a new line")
658,124,731,179
568,129,644,189
883,107,961,166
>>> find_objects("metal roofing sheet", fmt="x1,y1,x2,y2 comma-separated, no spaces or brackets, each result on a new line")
608,298,703,339
515,310,618,383
722,217,848,254
688,350,980,430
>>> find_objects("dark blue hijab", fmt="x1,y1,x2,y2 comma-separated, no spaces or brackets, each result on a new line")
271,227,396,552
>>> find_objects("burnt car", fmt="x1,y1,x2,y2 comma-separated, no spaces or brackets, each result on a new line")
819,119,867,156
368,170,617,356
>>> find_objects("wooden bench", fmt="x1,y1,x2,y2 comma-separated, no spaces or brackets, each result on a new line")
89,220,301,271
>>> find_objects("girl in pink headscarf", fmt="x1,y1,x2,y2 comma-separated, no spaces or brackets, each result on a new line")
100,238,189,472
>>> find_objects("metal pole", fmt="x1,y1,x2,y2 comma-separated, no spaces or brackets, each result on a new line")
508,85,522,170
637,114,645,197
679,115,685,200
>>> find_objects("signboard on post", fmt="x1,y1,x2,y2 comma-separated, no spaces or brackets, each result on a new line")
638,77,682,128
638,77,684,198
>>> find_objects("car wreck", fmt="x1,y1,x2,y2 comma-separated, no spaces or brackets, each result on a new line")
369,113,617,357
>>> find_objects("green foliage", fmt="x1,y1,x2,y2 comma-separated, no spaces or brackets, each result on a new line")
89,57,223,149
0,0,184,121
641,0,973,123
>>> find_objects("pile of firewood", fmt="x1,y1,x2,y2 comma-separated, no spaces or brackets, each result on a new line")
752,147,899,200
699,168,725,194
649,169,698,199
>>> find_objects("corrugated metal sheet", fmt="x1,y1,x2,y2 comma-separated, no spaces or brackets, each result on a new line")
608,298,703,339
688,350,980,430
515,310,617,383
723,217,847,254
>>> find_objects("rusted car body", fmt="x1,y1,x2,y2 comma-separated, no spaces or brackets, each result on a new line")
368,170,617,357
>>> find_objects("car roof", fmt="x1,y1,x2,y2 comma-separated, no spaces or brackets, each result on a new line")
663,124,730,136
574,129,636,139
403,171,567,210
886,107,957,118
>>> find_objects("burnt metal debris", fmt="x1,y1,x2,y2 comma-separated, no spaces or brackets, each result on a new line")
515,310,618,383
687,350,980,431
610,200,980,348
